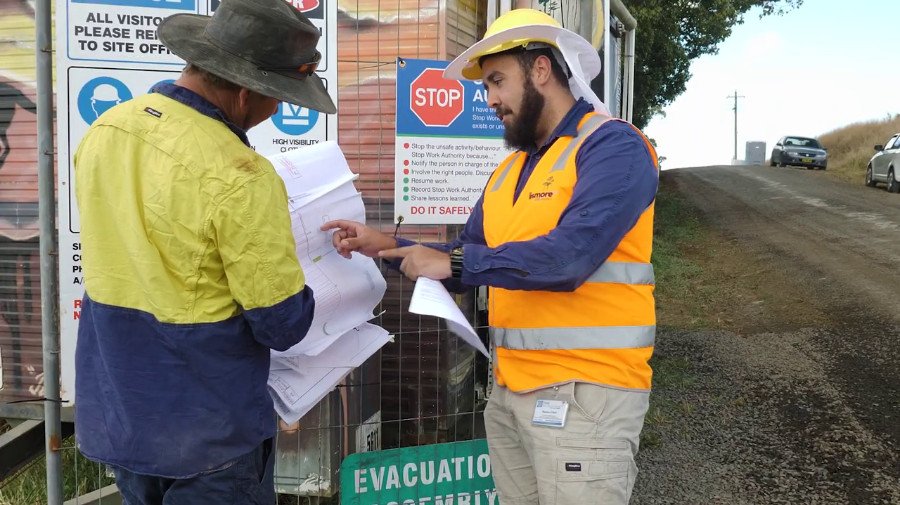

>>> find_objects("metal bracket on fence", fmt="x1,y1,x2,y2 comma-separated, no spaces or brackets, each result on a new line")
63,484,122,505
5,398,70,405
477,286,488,311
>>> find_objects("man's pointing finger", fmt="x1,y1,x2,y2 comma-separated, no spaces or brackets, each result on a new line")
321,220,355,232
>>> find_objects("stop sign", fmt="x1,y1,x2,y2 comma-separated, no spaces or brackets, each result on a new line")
410,68,465,127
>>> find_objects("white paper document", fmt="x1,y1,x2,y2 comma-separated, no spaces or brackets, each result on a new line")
268,323,392,425
409,277,490,358
264,143,392,425
269,140,359,207
267,145,387,358
272,193,386,357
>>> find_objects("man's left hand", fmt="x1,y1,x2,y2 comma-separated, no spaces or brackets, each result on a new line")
378,245,451,281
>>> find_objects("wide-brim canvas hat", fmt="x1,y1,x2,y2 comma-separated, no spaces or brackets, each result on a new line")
158,0,336,114
445,9,610,117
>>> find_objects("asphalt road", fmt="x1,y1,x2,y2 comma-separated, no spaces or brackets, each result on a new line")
632,165,900,505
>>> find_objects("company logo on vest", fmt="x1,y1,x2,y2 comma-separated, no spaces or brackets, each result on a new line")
528,191,555,200
529,175,556,200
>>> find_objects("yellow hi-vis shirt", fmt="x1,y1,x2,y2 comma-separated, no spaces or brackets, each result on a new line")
72,86,315,478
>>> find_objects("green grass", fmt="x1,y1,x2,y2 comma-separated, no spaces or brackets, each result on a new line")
0,435,115,505
650,178,714,330
639,179,705,449
652,190,704,288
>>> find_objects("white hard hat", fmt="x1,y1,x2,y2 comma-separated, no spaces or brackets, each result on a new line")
91,84,121,102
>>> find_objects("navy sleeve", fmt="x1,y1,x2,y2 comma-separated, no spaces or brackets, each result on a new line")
457,123,659,292
386,194,488,293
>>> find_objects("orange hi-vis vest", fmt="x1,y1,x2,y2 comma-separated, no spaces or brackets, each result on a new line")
482,112,660,393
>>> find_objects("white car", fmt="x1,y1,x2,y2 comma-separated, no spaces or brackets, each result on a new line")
865,133,900,192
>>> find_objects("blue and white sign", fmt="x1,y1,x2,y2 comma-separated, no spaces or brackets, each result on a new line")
245,78,334,157
271,102,321,136
71,0,196,8
77,76,133,125
396,57,506,139
65,0,200,65
394,58,512,225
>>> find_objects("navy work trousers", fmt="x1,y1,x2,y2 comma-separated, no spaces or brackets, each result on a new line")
111,438,276,505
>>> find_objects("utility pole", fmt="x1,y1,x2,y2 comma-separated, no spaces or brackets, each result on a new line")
728,90,745,161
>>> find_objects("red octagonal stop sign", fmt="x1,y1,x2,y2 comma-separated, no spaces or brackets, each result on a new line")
410,68,465,127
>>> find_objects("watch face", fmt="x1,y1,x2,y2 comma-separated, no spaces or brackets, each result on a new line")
453,247,463,255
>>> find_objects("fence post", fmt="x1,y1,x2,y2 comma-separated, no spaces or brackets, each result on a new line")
35,0,64,501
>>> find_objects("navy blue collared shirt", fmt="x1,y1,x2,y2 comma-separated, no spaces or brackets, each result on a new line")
152,82,250,146
393,98,659,292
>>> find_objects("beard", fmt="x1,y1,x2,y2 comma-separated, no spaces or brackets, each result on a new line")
498,75,546,152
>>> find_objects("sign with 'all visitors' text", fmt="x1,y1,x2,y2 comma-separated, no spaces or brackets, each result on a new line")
55,0,338,404
340,439,497,505
394,58,513,225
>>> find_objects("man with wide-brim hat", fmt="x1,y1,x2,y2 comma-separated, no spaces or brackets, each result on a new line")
72,0,329,502
323,9,660,504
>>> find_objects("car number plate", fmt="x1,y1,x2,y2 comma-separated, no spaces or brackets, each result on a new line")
801,158,813,163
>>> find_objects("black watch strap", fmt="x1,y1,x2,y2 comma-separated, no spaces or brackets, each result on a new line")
450,246,464,279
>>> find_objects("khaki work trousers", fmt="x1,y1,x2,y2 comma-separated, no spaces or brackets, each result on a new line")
484,382,650,505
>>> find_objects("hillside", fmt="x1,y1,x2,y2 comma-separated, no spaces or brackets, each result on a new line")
818,114,900,183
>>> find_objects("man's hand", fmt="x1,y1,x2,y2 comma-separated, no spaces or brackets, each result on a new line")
320,220,397,259
378,245,451,281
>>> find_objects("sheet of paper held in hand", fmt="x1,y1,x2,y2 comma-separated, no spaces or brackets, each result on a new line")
409,277,490,358
267,323,393,425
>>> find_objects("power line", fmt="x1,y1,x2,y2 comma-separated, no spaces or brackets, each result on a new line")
727,90,745,161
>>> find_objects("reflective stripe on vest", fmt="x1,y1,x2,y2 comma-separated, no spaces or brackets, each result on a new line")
588,261,655,285
489,153,524,193
548,114,608,173
491,325,656,350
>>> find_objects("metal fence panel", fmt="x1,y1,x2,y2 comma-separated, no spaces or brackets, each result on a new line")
0,0,53,407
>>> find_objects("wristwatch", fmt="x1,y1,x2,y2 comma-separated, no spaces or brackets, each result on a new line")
450,246,464,279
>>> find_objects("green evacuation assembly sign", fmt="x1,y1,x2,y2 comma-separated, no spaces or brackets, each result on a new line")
340,439,497,505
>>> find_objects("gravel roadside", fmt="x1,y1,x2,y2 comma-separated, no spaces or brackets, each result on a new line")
632,328,900,505
632,167,900,505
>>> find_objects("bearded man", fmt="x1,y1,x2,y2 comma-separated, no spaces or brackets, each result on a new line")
322,9,660,504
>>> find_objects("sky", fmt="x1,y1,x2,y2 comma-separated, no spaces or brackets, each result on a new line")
642,0,900,169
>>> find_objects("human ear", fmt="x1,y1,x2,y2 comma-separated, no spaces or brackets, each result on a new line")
532,55,553,86
238,88,252,109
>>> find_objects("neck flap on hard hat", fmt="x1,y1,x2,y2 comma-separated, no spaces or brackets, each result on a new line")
552,30,611,117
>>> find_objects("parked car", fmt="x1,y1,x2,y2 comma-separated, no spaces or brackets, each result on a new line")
866,133,900,192
769,136,828,170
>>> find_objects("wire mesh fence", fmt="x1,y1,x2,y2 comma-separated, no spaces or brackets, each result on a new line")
267,0,493,502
